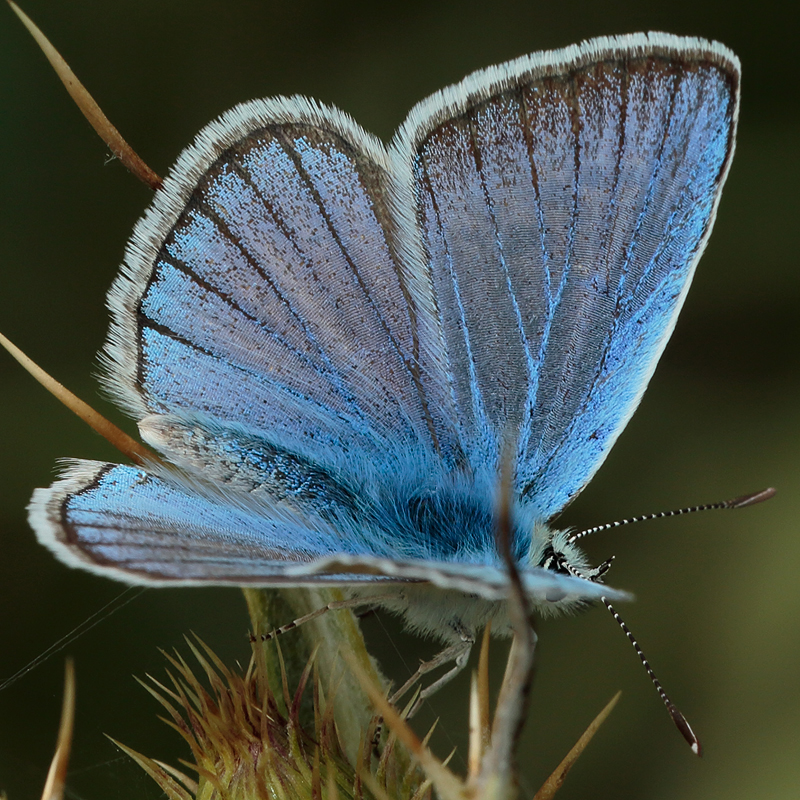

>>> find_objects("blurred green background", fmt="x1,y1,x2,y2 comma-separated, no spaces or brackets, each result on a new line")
1,0,797,797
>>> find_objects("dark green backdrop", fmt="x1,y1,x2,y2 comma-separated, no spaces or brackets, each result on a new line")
1,1,798,798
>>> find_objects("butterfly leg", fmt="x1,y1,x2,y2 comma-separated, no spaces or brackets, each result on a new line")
369,637,473,751
253,593,400,642
389,635,474,717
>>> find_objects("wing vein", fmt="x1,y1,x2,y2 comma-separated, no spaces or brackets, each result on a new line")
467,110,536,443
273,130,429,441
193,188,369,420
419,152,489,449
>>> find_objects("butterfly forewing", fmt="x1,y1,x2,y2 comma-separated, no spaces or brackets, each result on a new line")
105,100,455,470
400,35,739,517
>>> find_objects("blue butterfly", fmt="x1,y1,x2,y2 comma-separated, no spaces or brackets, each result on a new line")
29,32,738,673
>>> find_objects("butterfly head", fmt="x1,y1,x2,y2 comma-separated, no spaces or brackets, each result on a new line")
536,528,614,580
524,524,616,615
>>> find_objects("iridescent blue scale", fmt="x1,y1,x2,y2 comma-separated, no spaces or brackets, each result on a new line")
28,33,739,643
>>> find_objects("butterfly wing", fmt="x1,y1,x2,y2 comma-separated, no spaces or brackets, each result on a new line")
29,96,468,584
29,459,629,604
30,460,349,585
397,32,739,517
103,96,461,469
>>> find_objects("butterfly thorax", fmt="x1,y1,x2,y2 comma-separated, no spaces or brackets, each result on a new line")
355,470,608,640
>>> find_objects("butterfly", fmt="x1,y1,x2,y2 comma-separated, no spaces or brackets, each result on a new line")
28,32,739,690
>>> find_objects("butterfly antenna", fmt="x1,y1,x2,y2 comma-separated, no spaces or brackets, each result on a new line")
567,487,775,545
602,597,702,756
7,0,163,190
0,331,160,467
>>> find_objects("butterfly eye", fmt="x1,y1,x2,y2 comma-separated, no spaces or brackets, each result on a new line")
537,545,557,570
537,545,572,575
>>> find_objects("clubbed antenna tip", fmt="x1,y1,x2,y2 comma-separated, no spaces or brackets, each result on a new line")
726,487,776,508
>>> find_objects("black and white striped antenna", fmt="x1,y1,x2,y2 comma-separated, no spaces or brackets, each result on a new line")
569,486,776,754
568,487,775,545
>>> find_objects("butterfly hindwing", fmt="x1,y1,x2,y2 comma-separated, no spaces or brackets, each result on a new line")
29,460,340,584
28,459,629,604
